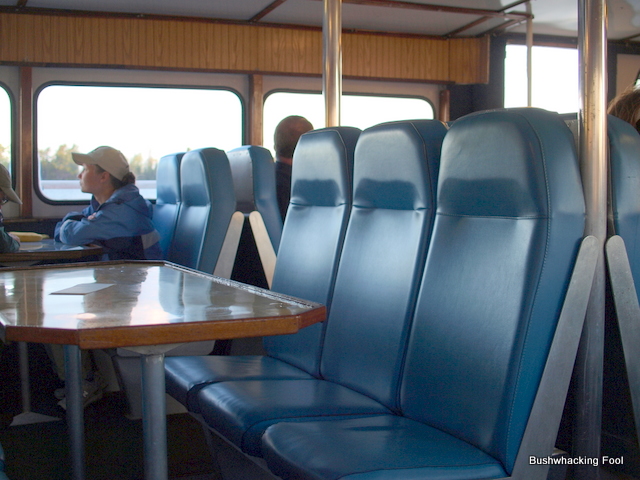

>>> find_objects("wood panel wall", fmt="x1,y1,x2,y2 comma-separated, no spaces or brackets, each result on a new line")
0,11,489,84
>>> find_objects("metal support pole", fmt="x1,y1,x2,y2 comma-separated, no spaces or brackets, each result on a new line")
18,342,30,413
141,353,168,480
526,2,533,107
573,0,607,478
9,342,59,426
64,345,85,480
323,0,342,127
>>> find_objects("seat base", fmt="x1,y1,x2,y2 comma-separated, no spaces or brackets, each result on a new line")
262,415,507,480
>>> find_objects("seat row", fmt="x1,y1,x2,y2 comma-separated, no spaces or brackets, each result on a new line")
111,145,285,418
154,145,283,284
165,108,599,480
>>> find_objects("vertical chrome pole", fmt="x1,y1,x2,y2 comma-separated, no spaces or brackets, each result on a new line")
18,342,31,413
526,2,533,107
574,0,607,478
65,345,85,480
141,353,168,480
323,0,342,127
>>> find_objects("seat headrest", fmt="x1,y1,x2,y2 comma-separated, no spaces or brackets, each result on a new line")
156,153,184,205
227,146,275,213
353,120,446,210
180,148,233,207
439,108,582,218
290,127,361,207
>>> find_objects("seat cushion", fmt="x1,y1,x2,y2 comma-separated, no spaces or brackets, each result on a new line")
262,415,507,480
197,379,392,456
164,355,314,412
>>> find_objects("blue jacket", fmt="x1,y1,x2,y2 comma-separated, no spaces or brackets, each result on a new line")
55,184,162,261
0,227,19,253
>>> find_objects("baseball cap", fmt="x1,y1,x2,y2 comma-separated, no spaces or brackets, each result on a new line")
72,146,130,181
0,164,22,204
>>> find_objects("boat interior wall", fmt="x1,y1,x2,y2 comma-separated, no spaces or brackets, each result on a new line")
0,10,490,84
615,53,640,96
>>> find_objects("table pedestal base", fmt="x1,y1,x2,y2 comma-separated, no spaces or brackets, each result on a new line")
10,342,61,427
10,411,60,426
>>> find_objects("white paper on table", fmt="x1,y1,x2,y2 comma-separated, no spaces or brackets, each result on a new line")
50,283,115,295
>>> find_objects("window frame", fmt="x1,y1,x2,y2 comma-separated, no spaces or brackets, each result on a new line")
33,80,245,205
0,81,16,183
263,88,435,154
503,39,579,114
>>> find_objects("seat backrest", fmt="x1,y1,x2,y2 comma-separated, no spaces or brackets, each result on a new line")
608,114,640,289
227,145,283,251
399,108,585,474
263,127,360,375
317,120,447,409
154,153,184,259
168,148,236,273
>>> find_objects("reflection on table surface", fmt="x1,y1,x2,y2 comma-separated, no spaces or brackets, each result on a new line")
18,239,84,251
0,239,103,264
0,261,326,349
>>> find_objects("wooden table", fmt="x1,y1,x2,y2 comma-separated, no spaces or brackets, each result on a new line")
0,239,104,427
0,261,325,480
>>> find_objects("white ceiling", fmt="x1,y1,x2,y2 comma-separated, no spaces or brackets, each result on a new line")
0,0,637,40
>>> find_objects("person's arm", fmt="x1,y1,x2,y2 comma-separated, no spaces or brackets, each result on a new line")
54,207,92,242
57,204,129,246
0,227,20,253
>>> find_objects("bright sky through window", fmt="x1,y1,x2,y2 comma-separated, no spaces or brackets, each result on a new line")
504,44,579,114
37,85,242,161
36,85,243,201
263,92,434,155
0,86,10,169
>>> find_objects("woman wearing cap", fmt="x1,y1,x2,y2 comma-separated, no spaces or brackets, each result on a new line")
54,146,162,260
0,164,22,253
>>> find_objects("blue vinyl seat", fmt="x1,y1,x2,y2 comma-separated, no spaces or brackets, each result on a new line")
167,147,237,274
164,127,360,412
228,145,283,252
0,442,8,480
113,148,237,418
607,114,640,287
603,115,640,452
194,120,446,457
153,152,184,259
227,145,282,288
261,109,592,480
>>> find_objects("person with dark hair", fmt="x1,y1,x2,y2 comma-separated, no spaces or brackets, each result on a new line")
0,164,22,253
273,115,313,220
54,146,161,260
608,86,640,133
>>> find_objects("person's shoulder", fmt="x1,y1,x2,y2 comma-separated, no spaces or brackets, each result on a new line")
113,184,154,218
112,183,141,199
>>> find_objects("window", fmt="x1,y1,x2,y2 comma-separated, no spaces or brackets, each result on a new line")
0,86,10,171
504,44,579,114
36,85,243,201
263,92,434,155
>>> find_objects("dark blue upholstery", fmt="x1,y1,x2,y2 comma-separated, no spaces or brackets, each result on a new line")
608,114,640,288
227,145,282,251
164,127,360,411
261,108,586,479
263,127,361,374
0,442,9,480
603,115,640,455
167,148,236,274
195,120,446,456
153,153,184,259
